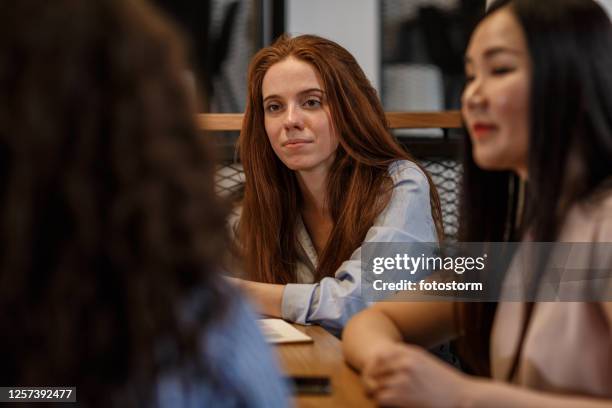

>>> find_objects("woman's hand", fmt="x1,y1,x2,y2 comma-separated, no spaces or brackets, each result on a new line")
224,277,285,318
361,342,474,408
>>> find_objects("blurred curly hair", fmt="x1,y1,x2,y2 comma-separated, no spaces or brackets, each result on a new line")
0,0,229,405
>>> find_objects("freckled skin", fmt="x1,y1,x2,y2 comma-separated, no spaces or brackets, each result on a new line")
262,57,339,177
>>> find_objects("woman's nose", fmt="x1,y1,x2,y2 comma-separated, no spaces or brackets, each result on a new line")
462,80,487,111
283,104,304,130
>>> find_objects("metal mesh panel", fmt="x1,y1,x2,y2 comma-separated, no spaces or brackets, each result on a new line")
215,162,244,197
215,158,461,239
421,159,461,239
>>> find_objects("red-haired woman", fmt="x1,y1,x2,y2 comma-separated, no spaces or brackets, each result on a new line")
231,34,444,334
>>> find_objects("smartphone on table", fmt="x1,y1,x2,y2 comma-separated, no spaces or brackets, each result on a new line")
286,376,332,395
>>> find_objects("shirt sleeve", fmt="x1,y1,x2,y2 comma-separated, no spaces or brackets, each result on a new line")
281,161,438,334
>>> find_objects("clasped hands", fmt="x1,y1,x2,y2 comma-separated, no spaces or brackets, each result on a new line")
361,342,477,408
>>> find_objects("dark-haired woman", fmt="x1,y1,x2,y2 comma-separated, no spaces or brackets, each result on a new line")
0,0,288,406
231,34,445,334
343,0,612,406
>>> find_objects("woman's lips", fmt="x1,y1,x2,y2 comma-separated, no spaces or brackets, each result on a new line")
283,139,313,147
472,123,498,139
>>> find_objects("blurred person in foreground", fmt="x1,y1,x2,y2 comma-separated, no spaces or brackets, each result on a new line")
0,0,289,406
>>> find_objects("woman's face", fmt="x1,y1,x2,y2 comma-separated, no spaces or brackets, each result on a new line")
462,7,531,179
261,57,339,177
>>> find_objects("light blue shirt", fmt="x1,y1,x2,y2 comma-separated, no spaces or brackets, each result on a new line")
157,292,291,407
282,160,437,334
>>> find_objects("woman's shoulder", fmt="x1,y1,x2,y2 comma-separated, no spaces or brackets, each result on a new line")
372,160,436,238
592,185,612,214
563,186,612,241
590,188,612,241
387,160,430,189
584,180,612,212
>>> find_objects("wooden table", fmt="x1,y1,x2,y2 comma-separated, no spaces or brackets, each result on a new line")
275,325,375,407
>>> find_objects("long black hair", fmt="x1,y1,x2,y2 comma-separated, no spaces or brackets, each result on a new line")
499,0,612,241
457,0,612,375
0,0,229,405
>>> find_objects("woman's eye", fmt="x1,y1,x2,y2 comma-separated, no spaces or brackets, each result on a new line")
265,103,281,113
464,74,475,84
304,98,321,108
491,66,515,75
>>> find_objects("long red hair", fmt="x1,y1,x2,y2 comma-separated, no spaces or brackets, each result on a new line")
238,34,443,284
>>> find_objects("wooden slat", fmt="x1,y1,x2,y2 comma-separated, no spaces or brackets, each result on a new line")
197,113,243,131
386,111,462,129
198,111,462,132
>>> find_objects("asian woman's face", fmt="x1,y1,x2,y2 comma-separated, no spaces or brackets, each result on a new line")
261,57,339,177
462,7,531,179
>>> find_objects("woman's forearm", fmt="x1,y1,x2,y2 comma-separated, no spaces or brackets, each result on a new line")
343,301,456,371
239,280,285,318
342,308,404,371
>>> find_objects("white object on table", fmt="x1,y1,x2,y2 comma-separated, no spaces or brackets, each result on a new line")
258,319,313,344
